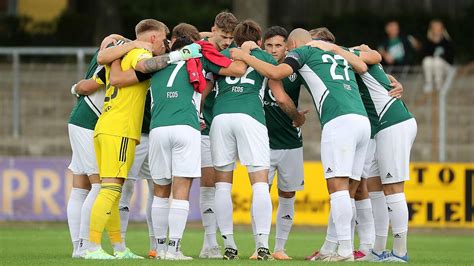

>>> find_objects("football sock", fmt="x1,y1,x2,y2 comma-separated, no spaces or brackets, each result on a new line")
330,190,353,257
146,179,155,250
320,210,338,255
356,199,375,253
386,193,409,257
252,182,272,249
105,189,124,252
369,191,389,253
351,198,356,250
168,199,189,255
79,183,100,250
152,196,169,253
119,179,135,244
215,182,234,242
274,196,295,252
67,187,88,251
168,199,189,241
89,183,122,245
200,187,218,248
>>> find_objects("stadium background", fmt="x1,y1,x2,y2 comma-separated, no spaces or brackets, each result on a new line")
0,0,473,262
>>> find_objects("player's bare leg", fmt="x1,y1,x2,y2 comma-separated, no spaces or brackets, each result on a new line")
67,173,90,258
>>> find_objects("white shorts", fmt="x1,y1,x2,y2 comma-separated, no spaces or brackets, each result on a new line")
68,124,98,176
375,118,417,185
268,147,304,192
201,135,213,168
321,114,370,181
128,134,151,180
362,139,379,179
210,113,270,169
149,125,201,182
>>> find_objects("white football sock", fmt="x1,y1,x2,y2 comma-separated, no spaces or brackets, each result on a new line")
351,198,356,250
78,184,100,250
369,191,389,253
356,199,375,253
215,182,236,249
252,182,272,249
320,209,338,255
152,196,169,253
215,183,233,236
119,179,135,244
330,190,353,257
146,179,155,250
200,187,218,248
168,199,189,254
386,193,409,257
274,196,295,252
251,209,257,249
67,187,88,251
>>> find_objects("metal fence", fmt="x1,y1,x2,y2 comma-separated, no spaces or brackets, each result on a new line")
0,47,473,161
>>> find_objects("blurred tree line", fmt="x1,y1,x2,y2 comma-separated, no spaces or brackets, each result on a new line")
0,0,472,63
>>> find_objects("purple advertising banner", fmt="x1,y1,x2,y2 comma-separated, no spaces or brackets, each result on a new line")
0,157,202,221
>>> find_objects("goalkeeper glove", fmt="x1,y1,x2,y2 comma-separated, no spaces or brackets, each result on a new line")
168,43,202,63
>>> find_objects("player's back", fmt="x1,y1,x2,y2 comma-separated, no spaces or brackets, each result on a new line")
357,63,413,133
149,60,200,131
213,48,276,125
68,50,106,130
288,46,366,126
94,48,152,141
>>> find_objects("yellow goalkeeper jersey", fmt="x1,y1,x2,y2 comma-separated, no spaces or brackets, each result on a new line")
94,48,152,142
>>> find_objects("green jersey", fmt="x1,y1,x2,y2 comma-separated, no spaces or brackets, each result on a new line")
264,73,303,149
141,90,151,134
284,46,367,127
150,57,221,131
213,49,277,125
356,63,413,134
201,72,216,136
68,50,106,130
200,38,237,136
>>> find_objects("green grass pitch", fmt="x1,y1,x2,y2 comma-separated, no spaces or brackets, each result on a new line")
0,223,473,265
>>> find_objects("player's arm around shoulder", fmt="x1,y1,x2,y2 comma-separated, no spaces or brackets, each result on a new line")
307,40,368,74
230,41,293,80
352,44,382,65
109,58,150,88
97,40,152,65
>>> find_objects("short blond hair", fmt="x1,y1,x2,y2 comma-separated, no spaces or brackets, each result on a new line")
135,19,169,36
